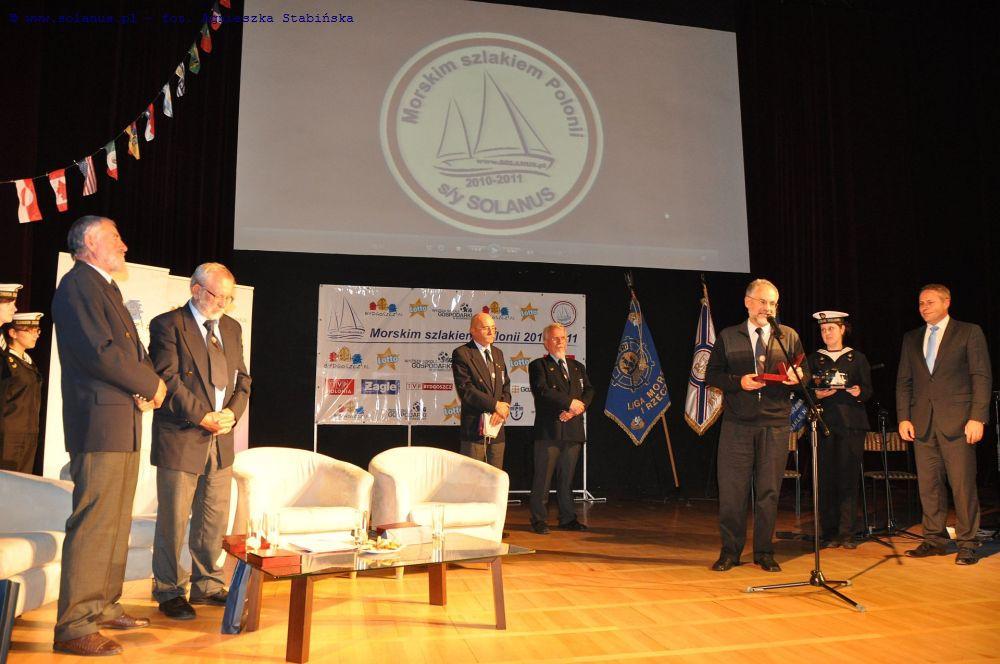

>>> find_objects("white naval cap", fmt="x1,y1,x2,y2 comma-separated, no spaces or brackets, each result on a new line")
11,312,44,328
0,284,23,301
812,310,849,325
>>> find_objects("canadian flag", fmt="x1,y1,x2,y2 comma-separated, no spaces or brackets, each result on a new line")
15,179,42,223
48,169,68,212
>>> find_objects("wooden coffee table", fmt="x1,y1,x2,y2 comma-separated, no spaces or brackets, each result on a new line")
227,534,533,663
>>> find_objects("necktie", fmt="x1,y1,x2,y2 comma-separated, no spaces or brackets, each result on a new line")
558,358,569,381
484,347,495,382
925,325,939,372
204,319,228,389
110,280,123,301
754,327,766,374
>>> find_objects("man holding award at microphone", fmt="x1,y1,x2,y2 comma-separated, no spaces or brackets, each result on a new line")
706,279,805,572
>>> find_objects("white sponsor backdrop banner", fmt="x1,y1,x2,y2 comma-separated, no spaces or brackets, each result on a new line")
315,285,585,426
43,254,254,487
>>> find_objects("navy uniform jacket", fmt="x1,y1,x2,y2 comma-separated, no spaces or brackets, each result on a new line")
806,348,872,430
452,341,511,443
528,355,595,442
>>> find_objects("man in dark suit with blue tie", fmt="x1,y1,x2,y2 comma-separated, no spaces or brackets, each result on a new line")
897,284,992,565
52,216,167,656
149,262,252,619
528,323,594,534
452,312,511,469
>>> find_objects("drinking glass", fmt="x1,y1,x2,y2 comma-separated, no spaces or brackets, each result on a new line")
431,504,445,540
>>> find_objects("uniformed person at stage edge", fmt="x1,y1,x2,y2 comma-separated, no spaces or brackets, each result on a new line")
2,312,45,473
0,284,24,471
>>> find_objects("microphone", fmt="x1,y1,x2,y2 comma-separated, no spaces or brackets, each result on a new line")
870,363,885,371
766,315,782,338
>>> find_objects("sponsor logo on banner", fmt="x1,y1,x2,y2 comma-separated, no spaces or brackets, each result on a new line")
509,350,531,373
410,297,429,317
361,379,400,395
483,301,513,320
387,401,428,421
366,298,400,317
510,402,524,421
512,384,532,394
408,351,453,371
327,298,366,340
551,300,577,327
520,302,538,321
407,382,454,391
435,302,475,319
380,33,603,236
442,398,462,422
326,347,364,369
333,400,366,420
376,347,400,370
327,378,355,395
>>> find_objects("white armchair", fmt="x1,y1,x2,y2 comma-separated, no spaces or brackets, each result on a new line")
231,447,374,542
369,447,509,542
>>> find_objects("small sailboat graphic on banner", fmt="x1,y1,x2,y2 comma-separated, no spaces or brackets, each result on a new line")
435,72,554,177
327,298,365,340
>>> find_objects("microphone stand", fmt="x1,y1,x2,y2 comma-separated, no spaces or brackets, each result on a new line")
861,401,921,549
746,317,864,611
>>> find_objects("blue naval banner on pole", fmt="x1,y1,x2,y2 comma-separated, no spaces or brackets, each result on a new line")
790,395,808,437
604,292,671,446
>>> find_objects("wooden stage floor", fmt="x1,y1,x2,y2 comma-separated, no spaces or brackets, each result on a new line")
8,499,1000,663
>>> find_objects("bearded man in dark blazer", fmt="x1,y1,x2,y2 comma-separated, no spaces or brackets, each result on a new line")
528,323,594,534
897,284,992,565
149,262,252,619
452,312,511,469
52,216,167,656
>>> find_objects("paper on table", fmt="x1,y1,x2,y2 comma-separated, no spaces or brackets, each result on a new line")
285,533,357,553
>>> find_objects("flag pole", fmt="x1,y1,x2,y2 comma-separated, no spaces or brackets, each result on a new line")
659,413,680,488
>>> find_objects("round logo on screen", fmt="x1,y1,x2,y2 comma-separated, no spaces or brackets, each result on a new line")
380,33,603,236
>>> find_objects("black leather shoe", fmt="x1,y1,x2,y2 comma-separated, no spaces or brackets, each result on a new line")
905,542,949,558
557,519,588,531
955,548,979,565
190,590,229,606
841,537,858,550
158,596,196,620
753,554,781,572
711,553,738,571
530,520,550,535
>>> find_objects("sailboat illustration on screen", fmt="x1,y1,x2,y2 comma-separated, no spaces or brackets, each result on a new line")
435,72,554,178
327,298,365,340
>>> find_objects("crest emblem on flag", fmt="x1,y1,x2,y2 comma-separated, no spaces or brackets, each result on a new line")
105,140,119,179
684,283,723,435
126,122,140,159
604,293,671,446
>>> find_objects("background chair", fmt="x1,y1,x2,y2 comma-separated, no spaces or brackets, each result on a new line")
861,431,919,529
231,447,373,544
783,432,803,518
369,446,509,542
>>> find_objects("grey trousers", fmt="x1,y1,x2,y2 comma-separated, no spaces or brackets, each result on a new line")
529,439,582,525
152,440,232,602
461,439,505,470
717,421,790,558
914,427,980,549
54,451,140,642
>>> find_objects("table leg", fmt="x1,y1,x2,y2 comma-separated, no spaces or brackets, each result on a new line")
286,576,314,664
428,562,447,606
489,558,505,630
244,568,264,632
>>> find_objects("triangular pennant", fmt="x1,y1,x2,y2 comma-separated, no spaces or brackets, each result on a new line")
144,104,155,141
79,155,98,196
15,179,42,223
48,169,68,212
200,23,213,53
210,4,222,30
162,83,174,117
175,63,186,97
188,44,201,73
125,122,140,159
105,140,119,179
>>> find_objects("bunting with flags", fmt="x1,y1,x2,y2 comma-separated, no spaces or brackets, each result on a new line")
175,64,186,97
200,23,213,53
605,291,671,446
105,140,118,180
48,169,68,212
15,179,42,223
162,83,174,117
145,104,156,141
210,4,222,30
125,122,140,159
79,155,97,196
684,282,723,435
188,44,201,73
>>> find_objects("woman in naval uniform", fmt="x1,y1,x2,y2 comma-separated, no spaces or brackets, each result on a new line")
2,312,44,473
0,284,23,471
807,311,872,549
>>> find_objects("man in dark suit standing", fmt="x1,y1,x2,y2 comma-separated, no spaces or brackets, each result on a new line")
149,262,252,619
452,312,511,469
528,323,594,534
52,216,167,656
705,278,804,573
897,284,992,565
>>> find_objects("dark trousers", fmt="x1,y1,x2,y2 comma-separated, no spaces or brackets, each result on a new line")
529,439,582,525
1,432,37,474
152,439,232,603
817,427,865,539
914,426,980,549
717,420,790,558
55,451,140,642
461,439,505,469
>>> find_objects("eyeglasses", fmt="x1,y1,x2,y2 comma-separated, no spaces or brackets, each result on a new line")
201,285,234,305
476,326,497,332
746,296,778,309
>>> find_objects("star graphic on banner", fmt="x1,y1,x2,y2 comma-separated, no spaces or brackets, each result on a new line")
442,398,461,423
377,347,399,370
509,350,531,373
410,297,428,317
520,302,538,321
